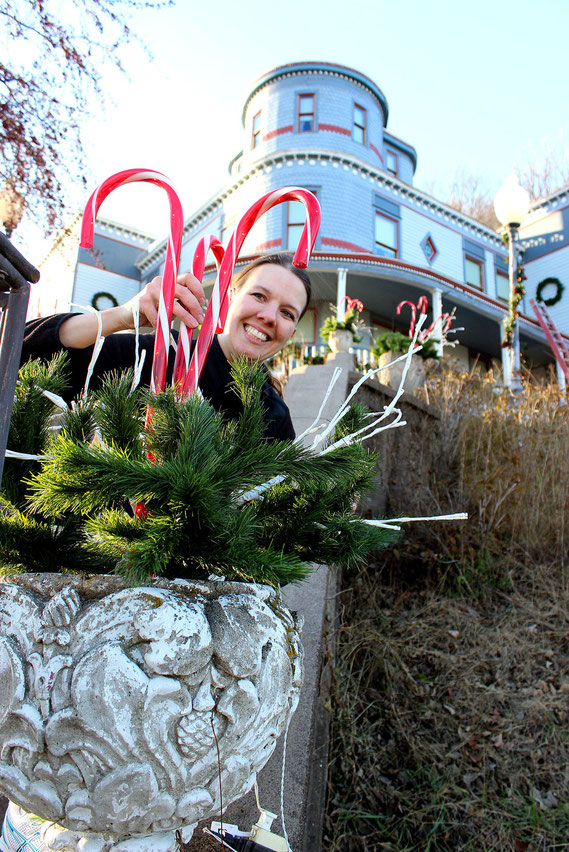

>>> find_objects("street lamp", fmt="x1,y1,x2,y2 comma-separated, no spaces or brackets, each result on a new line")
494,174,530,394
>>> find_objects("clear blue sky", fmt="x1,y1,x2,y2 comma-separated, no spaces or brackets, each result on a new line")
18,0,569,250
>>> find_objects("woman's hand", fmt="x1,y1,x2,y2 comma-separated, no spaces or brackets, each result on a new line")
59,272,207,348
124,272,207,331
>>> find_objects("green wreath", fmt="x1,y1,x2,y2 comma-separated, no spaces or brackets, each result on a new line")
536,277,564,307
91,291,119,310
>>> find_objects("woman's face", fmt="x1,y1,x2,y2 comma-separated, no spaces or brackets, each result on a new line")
217,264,308,362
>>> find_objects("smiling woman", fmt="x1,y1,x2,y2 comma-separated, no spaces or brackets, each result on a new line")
218,253,311,362
21,253,312,441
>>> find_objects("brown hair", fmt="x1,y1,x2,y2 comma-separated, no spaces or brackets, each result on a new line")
230,253,312,398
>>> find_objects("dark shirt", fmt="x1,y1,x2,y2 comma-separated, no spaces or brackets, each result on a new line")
21,314,295,441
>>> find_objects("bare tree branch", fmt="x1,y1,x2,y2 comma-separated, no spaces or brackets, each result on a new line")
0,0,172,233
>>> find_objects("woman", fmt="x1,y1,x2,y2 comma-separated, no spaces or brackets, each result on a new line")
21,253,311,440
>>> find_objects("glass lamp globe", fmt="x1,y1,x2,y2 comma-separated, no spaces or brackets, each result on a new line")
494,174,530,227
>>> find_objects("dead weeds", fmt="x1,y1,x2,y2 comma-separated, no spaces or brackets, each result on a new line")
324,560,569,851
324,371,569,851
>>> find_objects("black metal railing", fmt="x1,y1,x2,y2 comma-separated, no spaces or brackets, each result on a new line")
0,232,39,484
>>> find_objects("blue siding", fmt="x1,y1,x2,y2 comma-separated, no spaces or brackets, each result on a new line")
78,234,145,280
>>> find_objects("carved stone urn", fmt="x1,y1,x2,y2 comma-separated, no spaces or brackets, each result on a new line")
377,350,426,393
0,574,303,851
327,329,353,353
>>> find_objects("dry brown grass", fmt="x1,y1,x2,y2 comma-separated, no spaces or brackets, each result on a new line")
324,369,569,851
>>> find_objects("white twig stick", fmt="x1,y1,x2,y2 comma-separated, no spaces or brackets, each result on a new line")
320,408,406,455
39,389,68,409
360,512,469,526
294,367,343,444
4,450,52,460
312,366,376,448
235,474,286,504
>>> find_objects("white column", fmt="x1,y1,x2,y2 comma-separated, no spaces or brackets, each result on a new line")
556,360,567,392
431,288,443,357
336,267,348,322
500,319,512,387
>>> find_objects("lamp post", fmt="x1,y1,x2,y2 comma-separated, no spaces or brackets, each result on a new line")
494,174,530,394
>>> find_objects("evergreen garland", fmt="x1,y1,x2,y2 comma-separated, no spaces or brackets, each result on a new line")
501,232,527,349
1,357,397,586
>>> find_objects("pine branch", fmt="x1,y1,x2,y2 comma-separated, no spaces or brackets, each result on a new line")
4,353,69,507
93,369,145,453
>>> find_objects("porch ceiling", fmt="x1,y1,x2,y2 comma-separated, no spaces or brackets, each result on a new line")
307,267,552,366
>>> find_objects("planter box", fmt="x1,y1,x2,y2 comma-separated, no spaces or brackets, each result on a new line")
0,574,302,851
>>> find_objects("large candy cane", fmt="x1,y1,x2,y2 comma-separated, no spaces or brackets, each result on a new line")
396,300,417,338
80,169,184,395
172,236,225,392
397,296,429,339
181,187,321,397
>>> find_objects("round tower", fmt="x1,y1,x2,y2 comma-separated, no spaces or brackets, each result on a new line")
229,62,414,180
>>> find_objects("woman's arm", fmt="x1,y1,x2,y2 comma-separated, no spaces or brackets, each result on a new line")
59,272,207,348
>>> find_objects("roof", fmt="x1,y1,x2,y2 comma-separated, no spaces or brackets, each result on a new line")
242,61,390,127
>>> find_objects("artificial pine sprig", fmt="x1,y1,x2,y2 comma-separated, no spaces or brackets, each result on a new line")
4,354,69,507
3,356,397,586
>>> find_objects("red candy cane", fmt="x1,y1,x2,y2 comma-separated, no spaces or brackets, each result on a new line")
172,236,225,392
80,168,184,395
397,300,417,338
181,187,321,397
417,295,429,316
397,296,429,338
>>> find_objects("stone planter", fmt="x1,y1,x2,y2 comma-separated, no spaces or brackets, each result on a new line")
327,329,353,353
377,351,426,393
0,574,303,851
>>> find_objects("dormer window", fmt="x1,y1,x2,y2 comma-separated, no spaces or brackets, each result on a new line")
386,150,398,176
298,94,315,132
252,111,261,149
353,104,366,144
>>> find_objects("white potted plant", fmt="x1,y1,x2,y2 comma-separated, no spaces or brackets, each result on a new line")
320,297,364,353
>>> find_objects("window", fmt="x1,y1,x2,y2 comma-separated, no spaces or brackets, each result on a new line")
353,104,366,144
287,196,317,252
252,111,261,149
298,94,315,132
375,212,398,258
496,270,510,301
421,235,438,264
465,255,484,289
386,150,398,176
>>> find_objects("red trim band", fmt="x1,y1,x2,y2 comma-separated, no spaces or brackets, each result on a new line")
263,125,294,142
321,237,372,253
318,123,351,137
255,239,282,251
